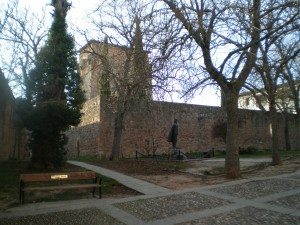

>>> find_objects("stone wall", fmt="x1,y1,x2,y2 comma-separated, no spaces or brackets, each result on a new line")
79,96,100,126
66,97,299,158
99,100,294,158
66,123,101,157
0,70,25,160
65,95,101,157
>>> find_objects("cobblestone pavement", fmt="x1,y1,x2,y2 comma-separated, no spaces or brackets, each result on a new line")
0,163,299,225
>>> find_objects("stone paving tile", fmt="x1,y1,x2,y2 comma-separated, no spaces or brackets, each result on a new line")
268,193,300,210
210,178,300,199
113,192,232,222
287,174,300,180
175,206,300,225
0,208,125,225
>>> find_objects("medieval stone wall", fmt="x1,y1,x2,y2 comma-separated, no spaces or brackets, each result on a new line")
99,100,289,158
78,96,100,126
0,70,25,160
66,122,101,157
65,95,101,157
66,97,299,158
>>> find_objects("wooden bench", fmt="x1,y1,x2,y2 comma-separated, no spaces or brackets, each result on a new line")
19,171,102,204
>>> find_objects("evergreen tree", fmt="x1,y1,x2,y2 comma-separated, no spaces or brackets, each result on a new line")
99,37,111,97
132,16,150,99
27,0,84,167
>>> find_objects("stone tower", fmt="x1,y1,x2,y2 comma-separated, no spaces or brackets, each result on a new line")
79,40,152,101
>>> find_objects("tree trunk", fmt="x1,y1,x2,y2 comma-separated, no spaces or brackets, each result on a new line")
224,91,240,178
284,113,291,151
270,103,281,165
110,110,124,160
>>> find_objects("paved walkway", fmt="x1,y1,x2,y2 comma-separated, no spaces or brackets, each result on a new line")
1,161,300,225
68,161,170,195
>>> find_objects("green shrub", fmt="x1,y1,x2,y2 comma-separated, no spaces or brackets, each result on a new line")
239,146,258,154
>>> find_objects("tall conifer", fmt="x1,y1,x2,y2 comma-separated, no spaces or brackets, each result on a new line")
27,0,84,167
132,16,149,98
99,37,111,96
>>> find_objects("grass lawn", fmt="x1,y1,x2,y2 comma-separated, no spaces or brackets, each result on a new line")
0,160,137,210
238,150,300,158
71,151,300,177
213,149,300,158
73,150,300,161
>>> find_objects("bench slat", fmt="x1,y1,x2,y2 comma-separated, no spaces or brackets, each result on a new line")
20,171,97,182
22,184,100,191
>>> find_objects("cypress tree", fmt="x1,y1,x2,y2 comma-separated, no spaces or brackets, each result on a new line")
99,37,111,97
132,16,149,99
27,0,84,167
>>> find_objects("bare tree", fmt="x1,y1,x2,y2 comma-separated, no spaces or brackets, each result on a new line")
0,0,17,74
0,1,16,33
160,0,298,178
244,9,299,161
78,0,157,160
279,38,300,116
277,34,300,152
0,2,49,98
159,0,260,178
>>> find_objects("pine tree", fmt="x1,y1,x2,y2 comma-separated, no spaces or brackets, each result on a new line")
27,0,84,167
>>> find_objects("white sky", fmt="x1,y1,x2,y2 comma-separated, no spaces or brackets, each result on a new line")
17,0,95,27
5,0,221,106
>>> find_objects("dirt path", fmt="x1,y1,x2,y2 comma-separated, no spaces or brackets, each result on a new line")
132,157,300,190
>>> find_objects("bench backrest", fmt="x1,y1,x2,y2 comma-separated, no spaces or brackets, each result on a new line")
20,171,97,182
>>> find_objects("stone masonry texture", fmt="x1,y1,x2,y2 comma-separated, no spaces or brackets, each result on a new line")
66,96,300,158
65,42,300,158
0,70,25,160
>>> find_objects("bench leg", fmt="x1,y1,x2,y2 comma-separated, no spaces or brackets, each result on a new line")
19,181,25,204
94,177,102,199
99,178,102,199
19,190,25,204
92,177,97,197
22,193,24,204
19,190,22,204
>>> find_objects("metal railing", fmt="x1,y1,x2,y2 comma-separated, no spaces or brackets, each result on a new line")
135,148,215,160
